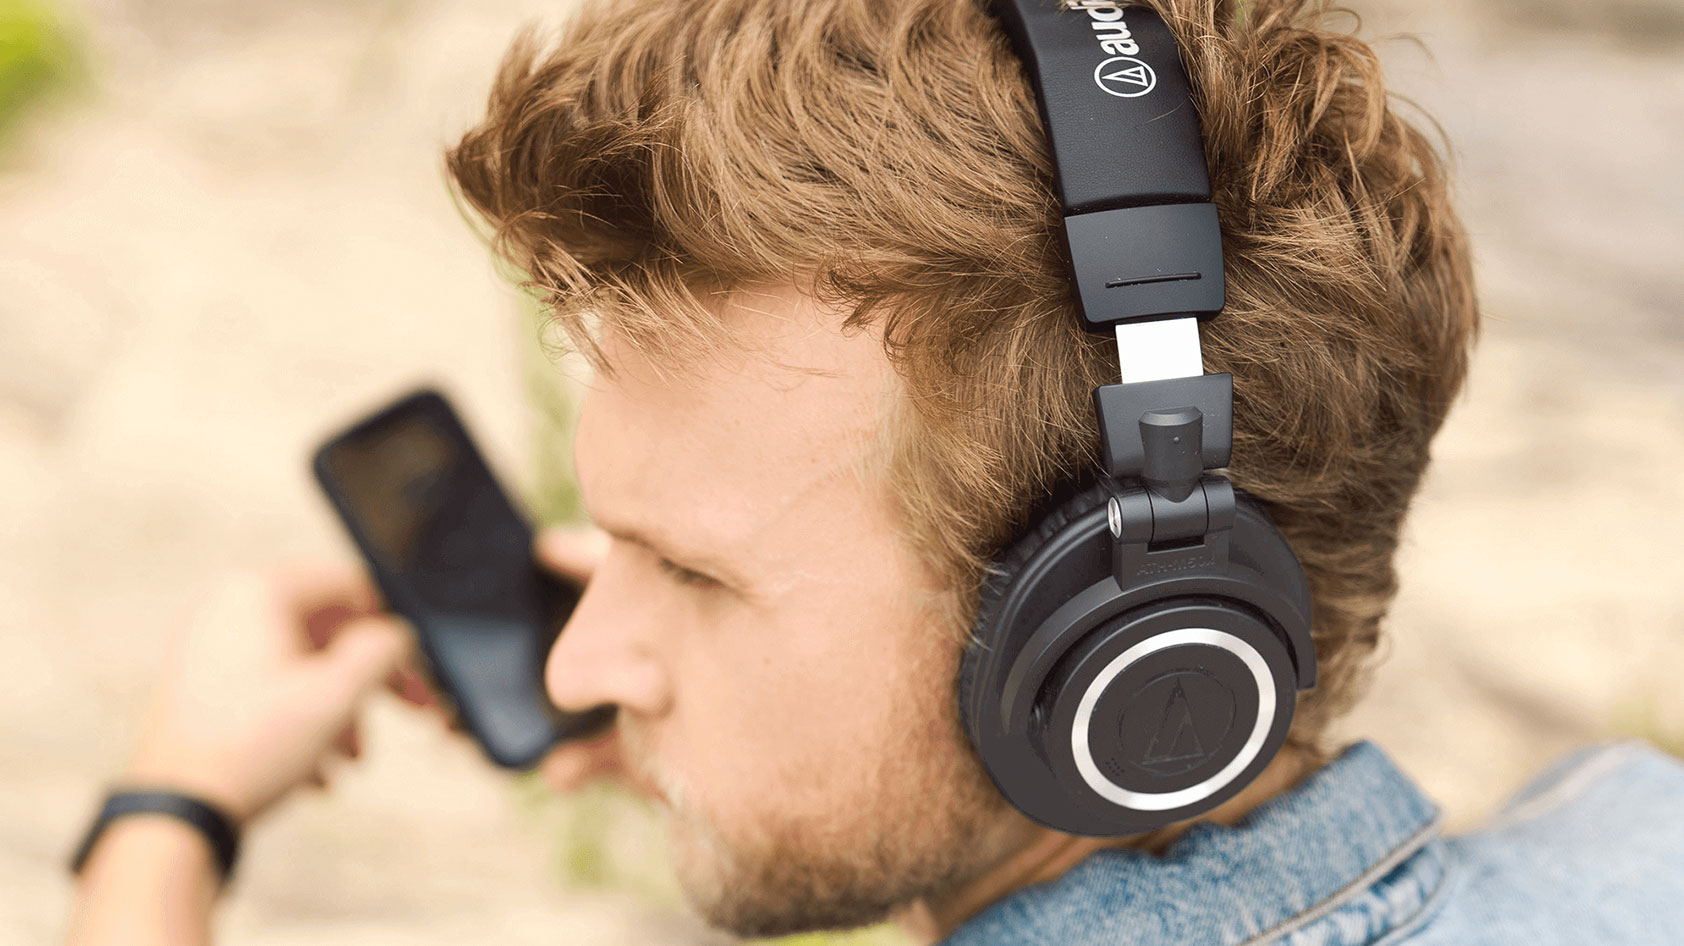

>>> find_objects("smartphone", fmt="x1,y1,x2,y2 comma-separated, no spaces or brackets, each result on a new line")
310,386,614,769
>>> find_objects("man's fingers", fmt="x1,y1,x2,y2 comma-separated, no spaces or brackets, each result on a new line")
315,615,413,706
534,526,608,584
270,561,383,619
537,727,622,792
264,562,386,653
385,661,438,708
538,747,592,791
332,721,360,759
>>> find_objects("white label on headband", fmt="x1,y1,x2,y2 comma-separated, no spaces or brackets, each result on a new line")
1116,317,1203,384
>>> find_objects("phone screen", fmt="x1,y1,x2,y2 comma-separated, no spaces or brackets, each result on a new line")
313,388,612,768
321,405,531,613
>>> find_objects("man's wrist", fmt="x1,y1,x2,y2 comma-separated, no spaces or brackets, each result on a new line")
66,815,223,946
71,788,244,886
74,815,222,890
120,750,252,826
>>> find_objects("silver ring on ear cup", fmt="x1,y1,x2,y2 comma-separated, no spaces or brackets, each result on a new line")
1070,627,1275,811
961,478,1312,836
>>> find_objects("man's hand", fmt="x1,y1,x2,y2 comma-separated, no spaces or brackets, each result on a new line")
346,525,626,792
120,566,414,826
531,526,627,792
71,566,421,946
119,527,627,826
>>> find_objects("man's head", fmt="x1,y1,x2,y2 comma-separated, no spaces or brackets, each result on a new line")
446,0,1477,936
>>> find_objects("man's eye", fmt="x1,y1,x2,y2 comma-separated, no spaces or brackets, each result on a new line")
657,557,718,589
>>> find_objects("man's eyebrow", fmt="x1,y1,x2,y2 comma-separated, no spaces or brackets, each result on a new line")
592,514,750,586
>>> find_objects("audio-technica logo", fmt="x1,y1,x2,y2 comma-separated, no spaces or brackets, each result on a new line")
1061,1,1157,97
1094,56,1155,97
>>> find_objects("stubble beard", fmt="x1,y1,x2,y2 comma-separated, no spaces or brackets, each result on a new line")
622,716,1012,939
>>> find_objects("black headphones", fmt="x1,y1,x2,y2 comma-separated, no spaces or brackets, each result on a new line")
957,1,1318,838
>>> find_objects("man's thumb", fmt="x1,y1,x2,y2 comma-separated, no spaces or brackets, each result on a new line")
315,615,413,702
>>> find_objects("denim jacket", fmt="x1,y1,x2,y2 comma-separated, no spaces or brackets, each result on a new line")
938,739,1684,945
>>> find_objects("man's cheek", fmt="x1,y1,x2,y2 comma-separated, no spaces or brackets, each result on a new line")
683,720,827,836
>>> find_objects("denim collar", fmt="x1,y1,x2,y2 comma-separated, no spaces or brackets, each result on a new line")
939,740,1447,946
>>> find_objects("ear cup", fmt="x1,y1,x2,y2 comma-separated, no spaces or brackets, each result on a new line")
958,478,1116,748
957,476,1312,837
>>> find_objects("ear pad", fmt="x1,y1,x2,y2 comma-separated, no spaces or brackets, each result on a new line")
957,478,1117,750
956,477,1311,837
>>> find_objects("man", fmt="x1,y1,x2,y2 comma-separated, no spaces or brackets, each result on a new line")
64,1,1684,944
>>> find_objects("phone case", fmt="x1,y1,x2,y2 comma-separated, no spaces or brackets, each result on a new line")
310,386,613,769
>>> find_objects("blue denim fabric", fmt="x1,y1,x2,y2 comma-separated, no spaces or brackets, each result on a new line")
938,739,1684,945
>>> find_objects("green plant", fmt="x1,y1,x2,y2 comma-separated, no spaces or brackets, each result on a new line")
1610,697,1684,758
755,925,914,946
0,0,77,143
518,292,588,526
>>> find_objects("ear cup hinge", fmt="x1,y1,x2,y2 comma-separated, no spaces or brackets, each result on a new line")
1095,372,1233,487
1107,476,1237,583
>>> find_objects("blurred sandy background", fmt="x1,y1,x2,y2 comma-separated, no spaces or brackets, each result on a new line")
1,0,1680,943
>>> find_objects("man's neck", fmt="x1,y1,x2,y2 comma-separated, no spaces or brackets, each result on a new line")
893,742,1321,945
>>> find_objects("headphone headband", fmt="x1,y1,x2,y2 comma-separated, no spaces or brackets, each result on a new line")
991,0,1209,213
993,1,1223,328
994,0,1229,493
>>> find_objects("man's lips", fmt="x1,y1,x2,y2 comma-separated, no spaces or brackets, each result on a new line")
610,723,675,809
620,756,672,808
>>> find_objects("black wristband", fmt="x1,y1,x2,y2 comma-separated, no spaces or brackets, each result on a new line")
69,789,241,884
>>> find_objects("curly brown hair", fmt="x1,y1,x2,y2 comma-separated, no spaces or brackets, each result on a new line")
444,0,1479,753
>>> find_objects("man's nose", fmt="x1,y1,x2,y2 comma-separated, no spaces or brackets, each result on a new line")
544,548,672,718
